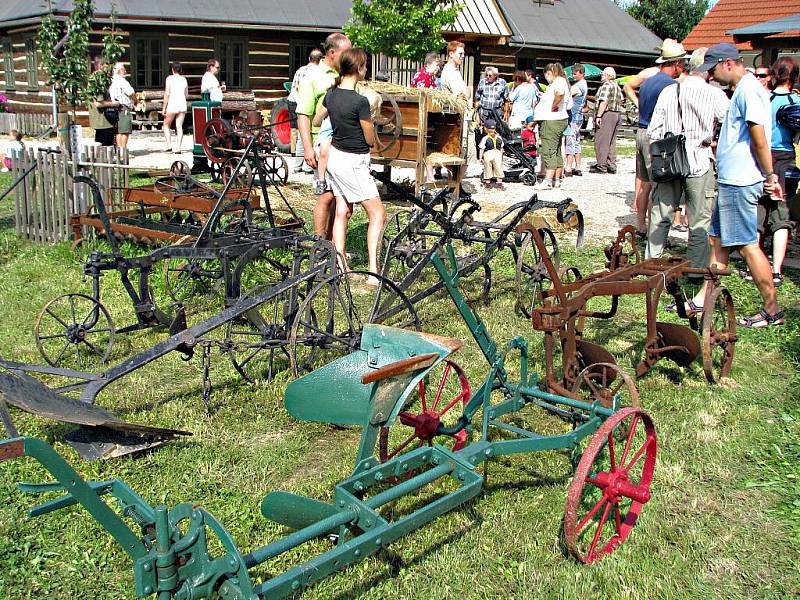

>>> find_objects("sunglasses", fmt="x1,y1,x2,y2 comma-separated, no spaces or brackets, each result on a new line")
755,72,769,78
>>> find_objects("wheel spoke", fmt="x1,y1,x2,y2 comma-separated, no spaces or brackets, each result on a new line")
619,414,640,466
52,341,71,366
81,338,106,359
613,502,623,536
576,496,608,532
82,327,113,336
587,499,612,558
45,307,70,329
607,433,617,469
624,437,653,472
419,380,428,413
68,296,77,324
432,361,452,411
388,431,421,460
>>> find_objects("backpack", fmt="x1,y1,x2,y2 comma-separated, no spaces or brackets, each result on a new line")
772,93,800,132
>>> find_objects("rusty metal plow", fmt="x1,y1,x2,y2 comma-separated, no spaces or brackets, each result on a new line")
518,224,737,392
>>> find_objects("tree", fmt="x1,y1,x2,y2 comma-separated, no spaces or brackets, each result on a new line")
37,0,123,113
344,0,462,61
616,0,708,42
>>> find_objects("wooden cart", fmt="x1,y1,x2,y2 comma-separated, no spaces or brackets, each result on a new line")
367,83,470,197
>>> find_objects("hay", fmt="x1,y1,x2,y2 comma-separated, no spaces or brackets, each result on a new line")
523,204,581,233
360,81,470,114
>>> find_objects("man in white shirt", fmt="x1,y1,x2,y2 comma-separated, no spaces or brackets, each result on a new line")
108,62,135,148
646,47,729,271
201,58,226,103
288,49,323,172
440,40,468,99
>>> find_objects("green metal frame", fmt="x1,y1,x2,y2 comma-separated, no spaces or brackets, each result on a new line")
0,234,626,598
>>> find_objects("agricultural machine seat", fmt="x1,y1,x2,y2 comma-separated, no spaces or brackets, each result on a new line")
284,324,462,428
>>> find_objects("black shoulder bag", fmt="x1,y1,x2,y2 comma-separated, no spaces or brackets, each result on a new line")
650,84,691,183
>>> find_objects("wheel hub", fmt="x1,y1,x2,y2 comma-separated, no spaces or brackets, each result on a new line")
399,410,440,442
66,324,86,344
590,469,651,504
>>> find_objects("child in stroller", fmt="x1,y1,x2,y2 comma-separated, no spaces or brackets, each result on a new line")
486,109,539,186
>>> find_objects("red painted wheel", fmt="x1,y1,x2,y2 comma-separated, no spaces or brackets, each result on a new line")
564,407,656,563
203,118,234,164
269,98,292,153
378,359,470,462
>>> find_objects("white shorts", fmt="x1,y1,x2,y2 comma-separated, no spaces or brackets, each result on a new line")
326,145,379,204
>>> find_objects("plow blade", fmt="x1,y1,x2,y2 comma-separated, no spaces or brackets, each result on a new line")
0,370,190,460
576,339,618,373
655,322,700,367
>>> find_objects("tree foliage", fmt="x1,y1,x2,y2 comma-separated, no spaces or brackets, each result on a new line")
617,0,708,42
344,0,461,61
37,0,124,110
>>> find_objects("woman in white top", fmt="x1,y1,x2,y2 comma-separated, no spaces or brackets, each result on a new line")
507,70,536,131
533,62,571,190
163,62,189,153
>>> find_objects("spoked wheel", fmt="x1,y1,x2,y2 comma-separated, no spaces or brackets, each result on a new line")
34,293,115,370
225,283,296,382
378,359,471,462
209,161,223,183
162,258,224,304
263,154,289,184
515,227,560,318
564,407,657,563
373,92,402,158
290,270,420,377
169,160,190,176
570,362,639,411
605,225,641,271
154,175,214,197
221,158,254,188
203,118,235,164
701,286,736,382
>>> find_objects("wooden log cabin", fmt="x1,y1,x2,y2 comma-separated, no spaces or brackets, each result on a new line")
0,0,660,131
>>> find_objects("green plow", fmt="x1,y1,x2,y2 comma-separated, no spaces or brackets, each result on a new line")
1,200,658,596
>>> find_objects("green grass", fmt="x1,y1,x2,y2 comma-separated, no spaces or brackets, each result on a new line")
0,170,798,599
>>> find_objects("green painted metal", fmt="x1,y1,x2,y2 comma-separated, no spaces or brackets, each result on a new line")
0,231,641,598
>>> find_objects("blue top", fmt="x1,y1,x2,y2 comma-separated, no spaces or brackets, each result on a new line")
569,79,588,124
638,72,676,128
770,92,799,152
717,73,772,186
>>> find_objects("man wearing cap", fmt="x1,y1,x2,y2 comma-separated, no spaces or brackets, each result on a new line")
646,47,730,276
628,39,686,234
592,67,623,174
690,43,784,328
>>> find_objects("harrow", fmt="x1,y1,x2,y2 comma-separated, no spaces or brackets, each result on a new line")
0,194,657,596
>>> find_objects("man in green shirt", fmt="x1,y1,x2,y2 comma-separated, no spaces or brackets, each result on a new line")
295,32,352,238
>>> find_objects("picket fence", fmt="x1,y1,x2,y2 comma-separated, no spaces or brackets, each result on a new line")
0,112,52,136
10,146,129,243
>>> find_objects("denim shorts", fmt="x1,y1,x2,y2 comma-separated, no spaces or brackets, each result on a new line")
709,181,762,247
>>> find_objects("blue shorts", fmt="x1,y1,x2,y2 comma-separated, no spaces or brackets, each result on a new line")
564,121,581,155
709,182,762,247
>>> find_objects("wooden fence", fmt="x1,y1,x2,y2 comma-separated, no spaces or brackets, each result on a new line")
10,146,129,243
0,112,52,137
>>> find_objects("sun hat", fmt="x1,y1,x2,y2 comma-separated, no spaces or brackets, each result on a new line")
655,38,687,64
695,43,740,73
688,47,708,72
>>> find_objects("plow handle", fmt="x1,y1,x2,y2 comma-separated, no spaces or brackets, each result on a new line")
0,437,147,560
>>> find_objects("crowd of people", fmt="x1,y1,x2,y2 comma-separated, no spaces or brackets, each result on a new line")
73,34,797,328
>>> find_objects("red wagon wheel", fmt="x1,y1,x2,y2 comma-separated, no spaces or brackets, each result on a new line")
378,359,470,462
564,406,657,563
203,118,234,164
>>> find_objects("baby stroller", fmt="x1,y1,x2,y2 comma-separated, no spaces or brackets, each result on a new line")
486,109,538,185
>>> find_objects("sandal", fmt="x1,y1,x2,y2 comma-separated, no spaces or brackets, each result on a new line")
738,308,785,328
773,272,783,287
664,299,704,314
672,224,688,233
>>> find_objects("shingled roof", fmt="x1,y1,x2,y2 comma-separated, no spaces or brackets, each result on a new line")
682,0,800,50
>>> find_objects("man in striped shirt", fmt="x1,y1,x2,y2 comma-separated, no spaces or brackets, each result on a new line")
646,47,730,271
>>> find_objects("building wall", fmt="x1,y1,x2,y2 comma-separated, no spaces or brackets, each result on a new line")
0,21,334,117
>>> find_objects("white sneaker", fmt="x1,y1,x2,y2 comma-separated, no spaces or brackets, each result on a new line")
534,179,553,190
553,179,562,189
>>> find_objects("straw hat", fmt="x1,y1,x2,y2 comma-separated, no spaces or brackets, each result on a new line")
655,39,687,64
